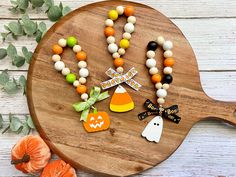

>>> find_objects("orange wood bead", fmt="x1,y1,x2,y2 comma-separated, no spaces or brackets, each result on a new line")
104,27,115,37
124,6,134,17
151,74,162,83
52,44,63,54
76,51,87,61
76,85,87,94
114,58,124,67
164,58,175,67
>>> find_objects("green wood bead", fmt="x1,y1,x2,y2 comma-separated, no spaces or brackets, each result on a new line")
67,36,77,47
66,73,76,83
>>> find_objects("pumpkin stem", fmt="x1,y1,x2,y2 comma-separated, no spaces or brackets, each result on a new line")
92,107,98,114
11,154,30,165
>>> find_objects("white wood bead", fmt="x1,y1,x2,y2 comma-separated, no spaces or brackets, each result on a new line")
118,48,126,55
58,38,67,47
127,16,136,24
112,52,120,59
146,58,156,68
108,43,118,53
81,93,89,101
116,6,124,15
163,67,173,74
79,77,86,84
124,23,135,33
107,36,115,44
105,19,114,27
164,50,173,58
78,61,87,68
163,40,173,50
156,36,165,46
116,67,124,73
123,32,132,40
163,83,170,90
79,68,89,78
155,83,163,89
61,67,70,76
52,54,61,62
73,45,82,53
54,61,65,71
157,98,165,104
146,50,155,58
73,80,80,87
149,67,158,75
156,89,167,98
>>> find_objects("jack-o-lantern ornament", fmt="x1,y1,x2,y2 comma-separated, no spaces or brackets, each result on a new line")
83,111,110,132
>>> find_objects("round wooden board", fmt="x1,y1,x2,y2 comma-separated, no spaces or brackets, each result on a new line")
27,0,236,176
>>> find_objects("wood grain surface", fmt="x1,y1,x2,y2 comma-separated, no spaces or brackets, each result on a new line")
23,0,236,176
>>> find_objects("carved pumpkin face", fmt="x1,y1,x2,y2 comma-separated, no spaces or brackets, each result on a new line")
83,112,110,132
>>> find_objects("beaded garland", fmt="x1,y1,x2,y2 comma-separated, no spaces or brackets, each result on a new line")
138,36,181,143
101,5,142,113
51,36,110,133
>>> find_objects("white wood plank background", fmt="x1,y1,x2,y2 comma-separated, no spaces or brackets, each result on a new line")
0,0,236,176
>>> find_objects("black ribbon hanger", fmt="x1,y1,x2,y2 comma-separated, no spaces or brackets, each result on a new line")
138,99,181,124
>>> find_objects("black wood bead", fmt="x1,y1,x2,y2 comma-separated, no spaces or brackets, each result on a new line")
163,74,173,84
147,41,158,51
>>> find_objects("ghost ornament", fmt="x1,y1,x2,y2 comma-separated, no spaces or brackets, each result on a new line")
141,116,163,143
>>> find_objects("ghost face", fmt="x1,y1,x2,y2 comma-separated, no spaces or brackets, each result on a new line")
141,116,163,143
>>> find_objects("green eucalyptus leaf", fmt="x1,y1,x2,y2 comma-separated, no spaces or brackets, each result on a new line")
62,6,71,16
38,22,47,32
1,33,9,41
31,0,44,7
26,115,35,129
44,0,54,8
0,114,3,128
4,25,10,31
13,55,25,67
0,49,7,60
17,0,29,10
22,47,32,63
4,81,18,94
22,123,30,135
0,70,10,86
10,0,18,5
19,75,26,94
7,44,17,59
8,7,18,13
21,14,37,35
47,6,62,21
8,21,23,35
10,116,23,132
35,30,42,43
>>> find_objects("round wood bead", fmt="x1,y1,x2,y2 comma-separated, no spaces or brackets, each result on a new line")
114,58,124,67
124,23,135,33
104,26,115,37
78,61,87,68
156,89,167,98
162,83,170,90
112,52,120,59
124,6,134,17
120,39,129,49
149,67,158,75
73,45,82,53
163,74,173,84
163,67,172,74
146,50,155,58
108,43,118,53
147,41,158,51
146,58,156,68
123,32,131,40
164,58,175,67
107,36,115,44
116,66,124,73
105,19,114,27
157,98,165,104
52,54,61,62
73,80,80,87
58,38,67,47
79,77,87,84
116,6,124,15
52,44,63,54
76,51,87,61
156,36,165,46
79,68,89,78
127,16,136,24
108,10,118,20
61,67,70,76
54,61,65,71
81,93,89,101
118,48,126,55
76,85,87,94
163,40,173,50
66,73,76,84
155,82,162,89
164,50,173,58
151,74,162,83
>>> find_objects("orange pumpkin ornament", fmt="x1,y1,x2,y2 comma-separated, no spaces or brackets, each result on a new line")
11,135,51,174
83,111,110,132
40,160,77,177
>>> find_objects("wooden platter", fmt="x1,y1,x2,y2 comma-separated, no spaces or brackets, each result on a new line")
27,0,236,176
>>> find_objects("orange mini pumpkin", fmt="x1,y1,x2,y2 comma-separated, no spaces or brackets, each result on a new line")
11,135,51,174
40,160,77,177
83,112,110,132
